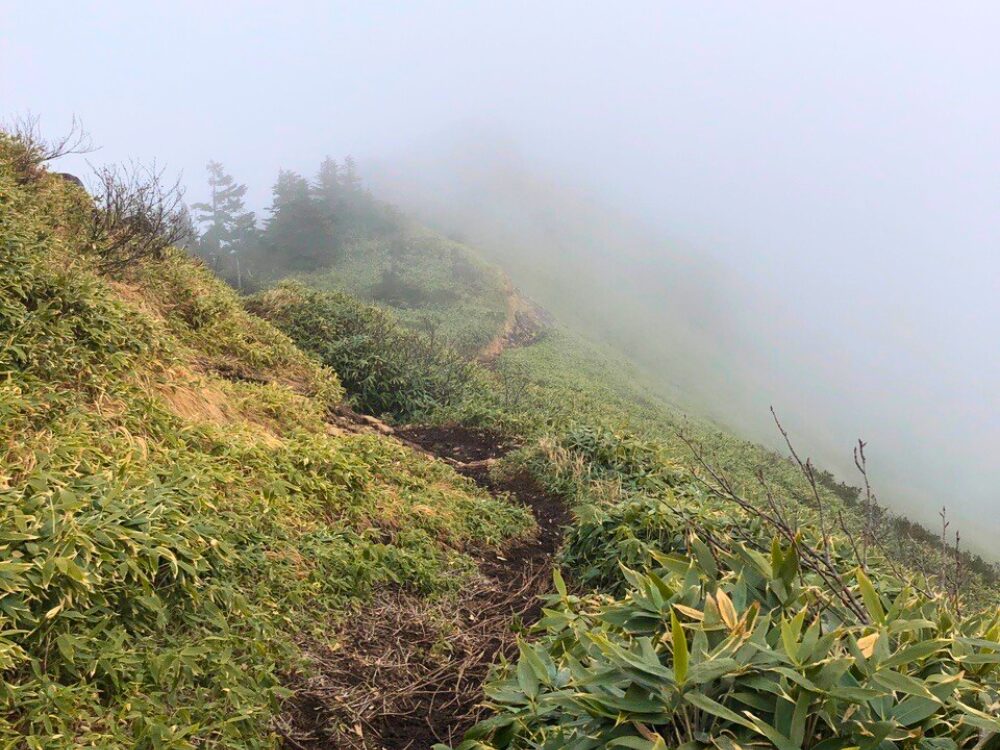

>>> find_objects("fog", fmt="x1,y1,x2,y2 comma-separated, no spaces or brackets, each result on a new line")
4,2,998,553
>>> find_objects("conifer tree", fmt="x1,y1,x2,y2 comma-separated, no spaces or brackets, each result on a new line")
192,161,256,287
262,169,335,272
341,155,362,193
315,156,340,205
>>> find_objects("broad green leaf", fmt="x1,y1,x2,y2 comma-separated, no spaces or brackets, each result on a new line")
872,669,940,702
889,696,940,726
671,609,688,684
881,639,946,669
856,568,886,625
684,691,756,731
790,689,810,747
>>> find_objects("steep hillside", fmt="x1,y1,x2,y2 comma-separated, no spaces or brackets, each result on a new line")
285,202,998,606
248,173,1000,747
0,135,533,748
268,242,1000,750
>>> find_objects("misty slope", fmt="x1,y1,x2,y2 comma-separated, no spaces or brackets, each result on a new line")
245,154,1000,612
300,224,509,357
366,139,735,416
366,140,1000,557
286,180,997,603
0,138,532,747
254,192,1000,750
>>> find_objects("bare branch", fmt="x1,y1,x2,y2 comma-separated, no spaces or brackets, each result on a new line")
88,160,190,270
771,407,835,568
4,113,95,180
676,428,869,623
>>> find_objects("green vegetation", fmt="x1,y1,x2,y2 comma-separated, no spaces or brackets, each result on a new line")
266,217,999,749
4,124,998,750
0,133,531,747
189,157,508,355
247,281,483,421
302,226,509,356
462,525,1000,749
444,424,1000,749
191,157,403,291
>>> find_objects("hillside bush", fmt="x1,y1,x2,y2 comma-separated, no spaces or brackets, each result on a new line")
248,282,485,421
89,161,192,269
453,521,1000,750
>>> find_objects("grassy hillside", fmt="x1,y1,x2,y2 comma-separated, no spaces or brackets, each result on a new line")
298,226,509,357
0,134,532,747
268,230,1000,750
254,250,1000,750
287,215,998,607
4,126,999,750
255,233,1000,750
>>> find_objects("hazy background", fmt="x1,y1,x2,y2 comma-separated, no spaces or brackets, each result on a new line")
3,1,998,553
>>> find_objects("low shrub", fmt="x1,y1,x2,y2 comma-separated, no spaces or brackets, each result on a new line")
248,282,485,421
454,525,1000,750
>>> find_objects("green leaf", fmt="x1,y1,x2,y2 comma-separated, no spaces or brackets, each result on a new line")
684,691,755,731
881,639,947,669
516,655,538,699
871,668,940,702
790,690,810,747
856,568,886,625
671,609,688,684
889,696,940,726
609,734,667,750
687,657,740,685
553,568,567,598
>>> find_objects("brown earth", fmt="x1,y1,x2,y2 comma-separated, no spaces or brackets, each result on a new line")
477,280,552,363
279,423,569,750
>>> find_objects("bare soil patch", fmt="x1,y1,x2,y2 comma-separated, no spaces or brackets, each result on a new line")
477,281,551,363
280,425,569,750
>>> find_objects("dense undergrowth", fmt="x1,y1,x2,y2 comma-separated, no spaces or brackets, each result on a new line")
301,227,509,356
246,282,483,422
451,429,1000,749
0,135,531,747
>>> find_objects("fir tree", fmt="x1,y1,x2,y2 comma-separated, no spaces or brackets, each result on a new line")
192,161,256,287
262,169,335,272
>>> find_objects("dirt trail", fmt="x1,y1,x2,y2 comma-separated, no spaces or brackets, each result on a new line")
477,279,552,363
281,423,569,750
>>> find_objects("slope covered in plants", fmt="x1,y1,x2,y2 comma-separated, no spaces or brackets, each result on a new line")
301,226,510,357
4,123,998,750
0,133,533,748
248,169,1000,750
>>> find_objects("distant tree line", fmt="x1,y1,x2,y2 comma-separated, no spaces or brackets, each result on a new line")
190,157,401,289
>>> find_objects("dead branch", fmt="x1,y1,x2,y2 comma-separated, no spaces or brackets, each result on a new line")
88,160,191,270
4,113,94,179
675,429,869,623
770,407,834,567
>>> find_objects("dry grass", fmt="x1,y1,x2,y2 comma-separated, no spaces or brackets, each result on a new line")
278,570,550,750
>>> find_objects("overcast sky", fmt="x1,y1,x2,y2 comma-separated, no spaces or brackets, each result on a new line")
3,1,998,552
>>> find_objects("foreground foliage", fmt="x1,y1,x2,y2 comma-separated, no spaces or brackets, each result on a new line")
451,430,1000,749
461,537,1000,749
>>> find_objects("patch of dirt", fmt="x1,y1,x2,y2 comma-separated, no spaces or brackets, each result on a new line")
280,425,570,750
478,280,552,363
394,425,513,464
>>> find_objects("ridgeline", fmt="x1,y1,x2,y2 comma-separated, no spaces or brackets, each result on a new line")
1,130,998,749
